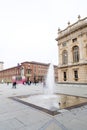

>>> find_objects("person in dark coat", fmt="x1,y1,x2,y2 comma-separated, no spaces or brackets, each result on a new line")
12,82,16,88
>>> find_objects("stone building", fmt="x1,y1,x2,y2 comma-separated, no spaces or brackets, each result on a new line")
0,61,58,83
56,16,87,83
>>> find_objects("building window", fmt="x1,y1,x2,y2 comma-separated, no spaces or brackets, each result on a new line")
74,70,78,81
27,69,32,74
62,42,67,47
72,38,77,43
73,46,79,63
63,72,67,81
62,50,68,64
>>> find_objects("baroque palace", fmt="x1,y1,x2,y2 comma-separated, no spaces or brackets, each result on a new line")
0,61,58,83
56,16,87,83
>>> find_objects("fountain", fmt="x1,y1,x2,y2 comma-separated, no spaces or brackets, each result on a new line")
10,63,87,116
42,63,58,101
44,63,55,95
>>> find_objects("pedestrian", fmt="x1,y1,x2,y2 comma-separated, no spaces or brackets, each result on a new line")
12,82,16,88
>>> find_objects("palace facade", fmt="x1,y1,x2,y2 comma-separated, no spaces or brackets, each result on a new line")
0,61,58,83
56,16,87,83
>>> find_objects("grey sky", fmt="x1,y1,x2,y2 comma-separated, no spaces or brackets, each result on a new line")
0,0,87,68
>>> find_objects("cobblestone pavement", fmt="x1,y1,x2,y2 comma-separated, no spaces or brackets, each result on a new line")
0,83,87,130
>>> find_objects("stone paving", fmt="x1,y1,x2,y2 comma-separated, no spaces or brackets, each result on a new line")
0,83,87,130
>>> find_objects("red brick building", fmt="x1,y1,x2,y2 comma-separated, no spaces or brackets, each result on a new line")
0,61,58,83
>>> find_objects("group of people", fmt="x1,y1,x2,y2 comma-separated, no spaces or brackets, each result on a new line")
12,80,31,88
12,80,45,89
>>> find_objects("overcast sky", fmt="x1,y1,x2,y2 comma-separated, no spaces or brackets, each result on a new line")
0,0,87,68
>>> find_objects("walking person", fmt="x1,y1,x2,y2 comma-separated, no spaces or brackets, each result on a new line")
12,82,16,89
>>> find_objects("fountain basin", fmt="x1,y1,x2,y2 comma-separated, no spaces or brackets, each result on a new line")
10,93,87,116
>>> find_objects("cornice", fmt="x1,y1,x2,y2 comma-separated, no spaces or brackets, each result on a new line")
58,62,87,69
56,17,87,41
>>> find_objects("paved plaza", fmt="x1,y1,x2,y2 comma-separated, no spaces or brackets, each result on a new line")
0,83,87,130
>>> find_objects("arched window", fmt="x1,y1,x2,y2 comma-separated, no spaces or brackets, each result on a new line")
73,46,79,63
62,50,68,64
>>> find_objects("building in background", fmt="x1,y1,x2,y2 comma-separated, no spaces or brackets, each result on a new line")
0,61,58,84
56,16,87,83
